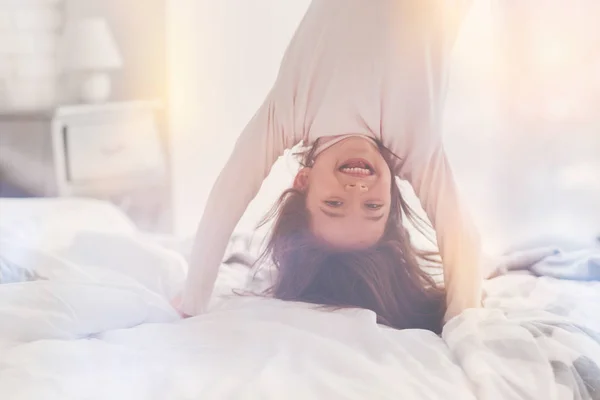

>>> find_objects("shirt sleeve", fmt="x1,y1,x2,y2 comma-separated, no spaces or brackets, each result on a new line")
390,0,482,322
400,144,483,323
181,92,293,316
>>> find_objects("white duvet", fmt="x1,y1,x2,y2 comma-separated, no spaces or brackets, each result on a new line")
0,233,468,400
1,202,599,399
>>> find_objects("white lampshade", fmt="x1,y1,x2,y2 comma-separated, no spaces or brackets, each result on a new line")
60,18,123,71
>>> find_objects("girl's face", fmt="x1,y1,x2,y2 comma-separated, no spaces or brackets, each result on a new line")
294,137,393,249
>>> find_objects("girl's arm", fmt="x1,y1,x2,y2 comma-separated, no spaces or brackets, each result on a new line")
181,92,293,316
400,144,483,323
389,0,480,322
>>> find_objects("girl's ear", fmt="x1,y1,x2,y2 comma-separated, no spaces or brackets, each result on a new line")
293,168,310,191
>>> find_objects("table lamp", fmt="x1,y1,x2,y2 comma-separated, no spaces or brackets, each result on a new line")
60,18,123,103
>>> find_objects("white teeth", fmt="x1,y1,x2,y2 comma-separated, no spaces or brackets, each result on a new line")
341,167,372,175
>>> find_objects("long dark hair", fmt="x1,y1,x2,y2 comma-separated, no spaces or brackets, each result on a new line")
255,139,446,333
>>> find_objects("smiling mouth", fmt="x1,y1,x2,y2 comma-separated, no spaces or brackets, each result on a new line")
338,158,375,176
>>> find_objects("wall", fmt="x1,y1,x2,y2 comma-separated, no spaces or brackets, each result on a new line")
0,0,165,109
167,0,311,235
0,0,63,110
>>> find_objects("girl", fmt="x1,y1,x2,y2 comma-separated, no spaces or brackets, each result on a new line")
182,0,482,325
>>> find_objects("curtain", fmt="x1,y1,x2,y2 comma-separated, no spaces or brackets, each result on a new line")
443,0,600,252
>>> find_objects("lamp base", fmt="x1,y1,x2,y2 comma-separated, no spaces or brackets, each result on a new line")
80,72,111,103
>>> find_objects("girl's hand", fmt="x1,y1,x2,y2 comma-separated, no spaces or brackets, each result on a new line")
170,293,191,318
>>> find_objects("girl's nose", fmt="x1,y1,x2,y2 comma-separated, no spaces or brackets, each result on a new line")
345,183,369,192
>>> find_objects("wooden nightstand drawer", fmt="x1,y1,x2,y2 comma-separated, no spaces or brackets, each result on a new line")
0,101,172,232
63,113,163,182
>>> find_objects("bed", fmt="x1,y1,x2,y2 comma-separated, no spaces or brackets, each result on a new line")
1,198,599,400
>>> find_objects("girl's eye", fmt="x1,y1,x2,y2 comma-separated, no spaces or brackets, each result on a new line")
324,200,343,207
365,203,383,210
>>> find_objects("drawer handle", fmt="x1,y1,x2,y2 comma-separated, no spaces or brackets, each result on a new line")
101,144,126,156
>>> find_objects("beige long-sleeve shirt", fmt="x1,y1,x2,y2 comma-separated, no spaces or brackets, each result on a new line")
182,0,482,323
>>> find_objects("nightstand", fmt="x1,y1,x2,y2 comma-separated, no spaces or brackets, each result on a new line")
0,101,172,232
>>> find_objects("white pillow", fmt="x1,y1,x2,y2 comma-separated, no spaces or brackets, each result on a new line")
0,240,179,342
0,198,137,251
